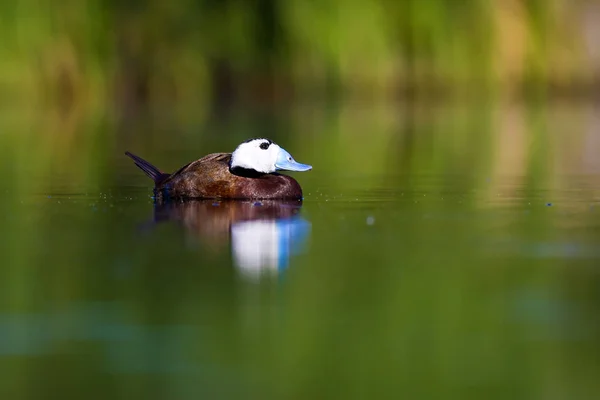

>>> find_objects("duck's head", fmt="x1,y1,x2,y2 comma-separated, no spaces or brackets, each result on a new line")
230,138,312,174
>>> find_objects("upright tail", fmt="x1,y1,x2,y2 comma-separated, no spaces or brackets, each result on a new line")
125,151,170,184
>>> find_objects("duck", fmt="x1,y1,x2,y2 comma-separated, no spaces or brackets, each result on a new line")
125,138,312,201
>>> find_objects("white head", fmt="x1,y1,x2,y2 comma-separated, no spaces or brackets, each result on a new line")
230,138,312,174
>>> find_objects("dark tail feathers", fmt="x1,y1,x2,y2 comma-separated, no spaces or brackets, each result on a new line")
125,151,170,184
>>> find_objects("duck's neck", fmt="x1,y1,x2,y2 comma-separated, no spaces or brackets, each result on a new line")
229,166,269,178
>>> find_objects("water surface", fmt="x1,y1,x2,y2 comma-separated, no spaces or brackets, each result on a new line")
1,103,599,399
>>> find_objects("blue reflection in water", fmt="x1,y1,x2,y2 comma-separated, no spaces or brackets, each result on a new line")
0,303,214,376
485,238,600,259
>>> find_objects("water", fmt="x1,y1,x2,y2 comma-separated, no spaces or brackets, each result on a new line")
1,103,600,399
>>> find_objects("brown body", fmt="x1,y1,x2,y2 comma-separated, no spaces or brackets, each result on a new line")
126,152,303,202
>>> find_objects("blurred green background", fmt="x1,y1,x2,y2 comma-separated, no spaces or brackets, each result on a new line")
3,0,600,110
1,1,600,399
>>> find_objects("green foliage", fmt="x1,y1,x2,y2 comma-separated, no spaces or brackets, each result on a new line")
0,0,596,107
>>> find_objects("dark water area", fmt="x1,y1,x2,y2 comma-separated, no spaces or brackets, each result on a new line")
0,103,600,399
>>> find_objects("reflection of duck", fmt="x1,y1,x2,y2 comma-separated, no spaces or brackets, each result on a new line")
150,200,311,277
125,138,311,202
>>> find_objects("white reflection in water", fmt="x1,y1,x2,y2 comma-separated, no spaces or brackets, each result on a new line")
232,217,311,278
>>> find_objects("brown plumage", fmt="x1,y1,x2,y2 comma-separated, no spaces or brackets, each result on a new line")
125,151,304,202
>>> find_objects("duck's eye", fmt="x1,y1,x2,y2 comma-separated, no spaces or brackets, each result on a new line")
259,142,270,150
